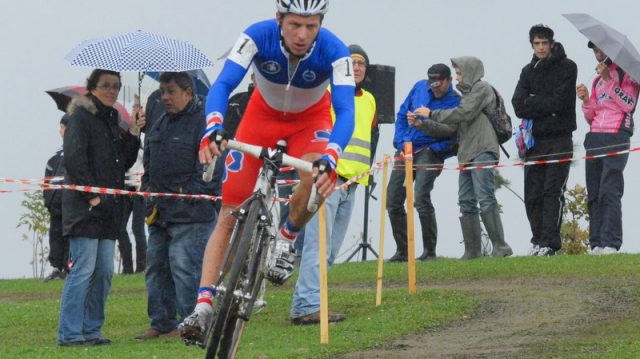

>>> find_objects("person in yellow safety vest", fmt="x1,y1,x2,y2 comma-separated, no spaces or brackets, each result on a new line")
289,44,377,325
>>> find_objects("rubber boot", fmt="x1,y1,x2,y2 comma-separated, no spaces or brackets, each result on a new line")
480,206,513,257
459,214,483,260
135,248,146,273
387,213,408,262
417,213,437,261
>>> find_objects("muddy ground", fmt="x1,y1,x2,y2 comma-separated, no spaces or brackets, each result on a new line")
339,276,639,359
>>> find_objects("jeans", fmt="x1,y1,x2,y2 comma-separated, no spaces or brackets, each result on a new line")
585,132,630,250
458,152,498,215
386,148,444,216
57,237,115,344
290,178,357,318
145,220,214,332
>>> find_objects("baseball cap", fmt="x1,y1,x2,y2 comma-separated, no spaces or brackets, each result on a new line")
427,63,451,87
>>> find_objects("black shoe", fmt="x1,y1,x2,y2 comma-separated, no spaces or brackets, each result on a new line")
387,252,407,262
44,269,66,282
291,311,346,325
58,340,88,347
85,338,112,346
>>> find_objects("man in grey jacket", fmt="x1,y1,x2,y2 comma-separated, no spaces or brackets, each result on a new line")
415,56,512,259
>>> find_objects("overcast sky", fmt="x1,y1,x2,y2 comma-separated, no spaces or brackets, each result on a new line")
2,0,640,278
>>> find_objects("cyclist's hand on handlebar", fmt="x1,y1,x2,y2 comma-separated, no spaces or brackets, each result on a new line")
312,156,337,198
199,127,228,164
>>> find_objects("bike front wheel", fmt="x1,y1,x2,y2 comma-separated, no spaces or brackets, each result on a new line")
204,200,268,359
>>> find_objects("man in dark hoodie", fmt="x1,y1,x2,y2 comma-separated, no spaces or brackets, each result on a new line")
512,24,577,256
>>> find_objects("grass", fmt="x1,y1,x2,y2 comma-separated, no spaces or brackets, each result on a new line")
1,254,639,358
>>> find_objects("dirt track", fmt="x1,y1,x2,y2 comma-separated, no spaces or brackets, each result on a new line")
340,276,639,358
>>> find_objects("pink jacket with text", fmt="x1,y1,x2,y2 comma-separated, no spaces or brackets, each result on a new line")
582,63,640,134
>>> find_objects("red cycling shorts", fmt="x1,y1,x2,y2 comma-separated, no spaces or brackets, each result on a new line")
221,88,333,206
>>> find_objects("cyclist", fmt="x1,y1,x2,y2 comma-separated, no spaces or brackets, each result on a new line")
181,0,355,344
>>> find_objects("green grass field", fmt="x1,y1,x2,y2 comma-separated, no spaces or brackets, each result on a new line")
1,254,639,358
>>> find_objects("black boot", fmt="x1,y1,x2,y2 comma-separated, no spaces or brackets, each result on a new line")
460,214,482,260
387,213,408,262
417,213,437,261
480,206,513,257
135,248,146,273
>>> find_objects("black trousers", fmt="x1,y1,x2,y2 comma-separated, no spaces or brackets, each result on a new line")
48,212,69,271
524,137,573,250
584,132,630,250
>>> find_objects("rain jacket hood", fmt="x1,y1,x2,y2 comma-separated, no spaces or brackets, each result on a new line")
452,56,484,94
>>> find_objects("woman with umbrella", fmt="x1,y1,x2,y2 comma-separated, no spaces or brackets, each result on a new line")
57,69,141,346
577,42,640,255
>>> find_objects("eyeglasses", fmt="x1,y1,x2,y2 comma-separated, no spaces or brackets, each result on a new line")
352,60,367,67
429,80,442,88
97,82,122,91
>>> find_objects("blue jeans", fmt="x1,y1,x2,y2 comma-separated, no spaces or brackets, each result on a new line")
386,149,444,216
145,220,214,332
57,237,115,344
290,178,357,318
458,152,498,215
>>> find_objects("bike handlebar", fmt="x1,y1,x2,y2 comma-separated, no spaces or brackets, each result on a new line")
202,139,319,212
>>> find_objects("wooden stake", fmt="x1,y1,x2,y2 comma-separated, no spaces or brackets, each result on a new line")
376,155,390,306
404,142,417,294
318,203,329,343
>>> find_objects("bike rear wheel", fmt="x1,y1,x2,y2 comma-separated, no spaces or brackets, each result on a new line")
204,200,267,359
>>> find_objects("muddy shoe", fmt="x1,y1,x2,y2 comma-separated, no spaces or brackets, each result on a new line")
134,328,163,340
266,237,295,285
179,309,212,347
291,311,346,325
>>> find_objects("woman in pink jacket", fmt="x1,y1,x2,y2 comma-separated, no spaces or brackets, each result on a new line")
576,41,640,255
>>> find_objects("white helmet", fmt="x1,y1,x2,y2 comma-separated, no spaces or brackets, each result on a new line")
276,0,329,16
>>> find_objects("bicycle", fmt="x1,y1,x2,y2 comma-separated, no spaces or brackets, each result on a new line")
198,139,317,358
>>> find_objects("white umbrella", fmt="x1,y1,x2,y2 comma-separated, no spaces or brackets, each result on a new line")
563,13,640,82
65,30,214,72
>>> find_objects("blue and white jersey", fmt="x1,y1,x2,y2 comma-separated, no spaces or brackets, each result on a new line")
205,19,355,156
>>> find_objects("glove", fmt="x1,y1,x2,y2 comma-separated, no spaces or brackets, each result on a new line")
199,112,225,151
312,155,337,187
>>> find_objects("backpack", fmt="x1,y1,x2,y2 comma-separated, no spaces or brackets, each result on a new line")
484,86,513,158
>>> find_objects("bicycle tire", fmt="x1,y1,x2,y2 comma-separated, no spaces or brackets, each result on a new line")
204,200,263,359
219,222,271,358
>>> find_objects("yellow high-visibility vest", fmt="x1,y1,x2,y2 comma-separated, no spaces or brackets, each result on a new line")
332,88,376,185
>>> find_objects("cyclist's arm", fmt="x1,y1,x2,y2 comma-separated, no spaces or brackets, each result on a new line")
203,33,257,141
326,56,355,166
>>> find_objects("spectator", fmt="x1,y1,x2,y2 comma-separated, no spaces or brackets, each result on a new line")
290,44,376,325
576,41,640,255
134,72,217,340
419,57,513,259
512,24,577,256
386,63,460,262
44,114,70,281
118,147,147,273
57,69,141,346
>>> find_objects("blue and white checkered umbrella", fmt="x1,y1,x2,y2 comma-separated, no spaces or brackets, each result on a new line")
65,30,214,72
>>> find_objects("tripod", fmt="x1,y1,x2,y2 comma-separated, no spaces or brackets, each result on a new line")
345,180,379,262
